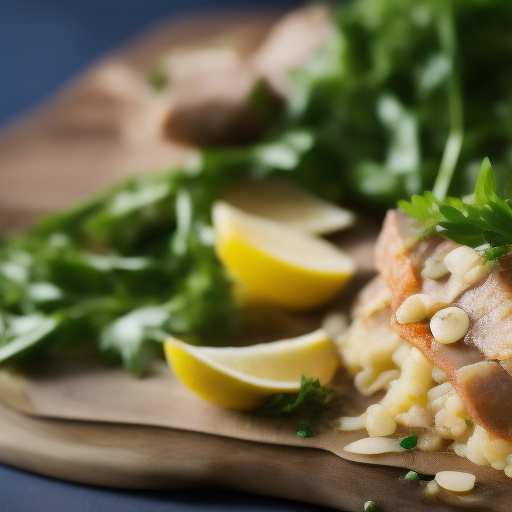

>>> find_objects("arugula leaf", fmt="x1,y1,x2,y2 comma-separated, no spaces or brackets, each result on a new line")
256,376,338,416
399,158,512,259
0,161,240,374
281,0,512,208
0,314,62,364
165,253,238,346
100,306,169,377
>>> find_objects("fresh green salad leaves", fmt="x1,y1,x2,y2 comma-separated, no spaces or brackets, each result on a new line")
0,159,244,376
0,314,62,365
399,158,512,260
279,0,512,209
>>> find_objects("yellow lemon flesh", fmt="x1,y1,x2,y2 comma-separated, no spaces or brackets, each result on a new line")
222,178,355,235
213,201,356,311
165,329,339,410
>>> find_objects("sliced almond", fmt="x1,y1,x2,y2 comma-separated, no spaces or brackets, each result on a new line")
343,437,404,455
435,471,475,493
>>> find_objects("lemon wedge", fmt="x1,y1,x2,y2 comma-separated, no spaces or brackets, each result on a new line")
213,201,356,310
164,329,339,410
223,178,355,235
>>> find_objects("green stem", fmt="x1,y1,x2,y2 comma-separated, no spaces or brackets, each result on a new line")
432,6,464,201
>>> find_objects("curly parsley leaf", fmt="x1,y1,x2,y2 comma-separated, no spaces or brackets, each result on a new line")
256,376,338,417
399,158,512,259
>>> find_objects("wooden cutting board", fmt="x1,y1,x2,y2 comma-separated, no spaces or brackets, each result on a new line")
1,357,509,512
0,9,510,512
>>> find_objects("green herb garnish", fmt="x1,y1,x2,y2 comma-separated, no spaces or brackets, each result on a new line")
364,500,381,512
256,375,338,437
399,158,512,260
400,435,418,450
257,376,337,417
257,376,338,435
404,471,420,482
297,422,314,438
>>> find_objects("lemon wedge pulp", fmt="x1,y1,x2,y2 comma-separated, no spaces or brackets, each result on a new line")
165,329,339,410
213,201,356,310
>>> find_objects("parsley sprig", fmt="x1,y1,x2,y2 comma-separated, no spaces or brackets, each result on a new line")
257,376,338,417
399,158,512,260
256,376,339,438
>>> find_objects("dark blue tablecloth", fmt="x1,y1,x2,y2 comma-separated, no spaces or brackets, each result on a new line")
0,1,338,511
0,464,331,512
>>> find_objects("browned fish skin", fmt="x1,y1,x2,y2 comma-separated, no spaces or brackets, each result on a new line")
375,210,512,441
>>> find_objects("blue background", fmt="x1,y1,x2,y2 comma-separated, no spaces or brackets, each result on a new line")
0,1,336,511
0,464,331,512
0,0,305,125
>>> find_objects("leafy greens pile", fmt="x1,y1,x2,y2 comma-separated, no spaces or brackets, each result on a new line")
0,165,243,376
281,0,512,207
1,0,512,375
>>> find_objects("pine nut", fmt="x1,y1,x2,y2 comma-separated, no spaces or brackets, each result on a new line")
396,294,427,324
492,460,508,471
444,246,482,276
422,255,449,280
338,415,366,431
464,264,491,285
365,404,396,437
430,307,470,344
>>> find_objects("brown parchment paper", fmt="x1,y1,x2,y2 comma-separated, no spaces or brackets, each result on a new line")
0,8,511,512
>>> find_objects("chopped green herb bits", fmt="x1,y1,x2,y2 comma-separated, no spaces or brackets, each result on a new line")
404,471,420,482
400,435,418,450
364,500,381,512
